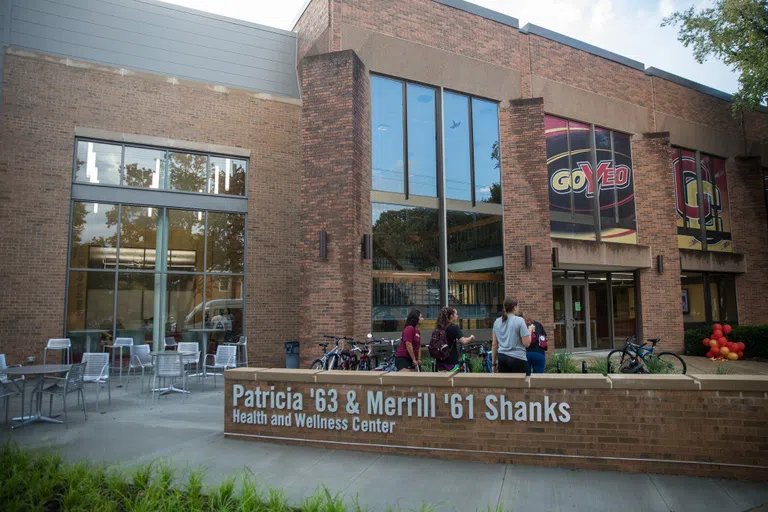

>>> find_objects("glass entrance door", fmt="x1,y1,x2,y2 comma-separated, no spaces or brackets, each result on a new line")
552,281,591,352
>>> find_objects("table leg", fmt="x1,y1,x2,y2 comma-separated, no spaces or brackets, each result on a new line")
86,334,91,354
12,377,63,428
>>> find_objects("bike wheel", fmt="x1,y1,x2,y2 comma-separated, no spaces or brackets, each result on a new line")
651,352,687,374
607,349,634,374
310,359,324,370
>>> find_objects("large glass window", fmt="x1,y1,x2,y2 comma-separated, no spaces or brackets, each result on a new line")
406,84,438,197
372,204,440,336
446,212,504,338
443,92,472,201
472,98,501,204
545,115,637,244
672,148,731,252
75,139,247,197
681,272,738,329
371,76,405,194
70,202,118,269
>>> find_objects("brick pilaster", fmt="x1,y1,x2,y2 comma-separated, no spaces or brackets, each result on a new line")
500,98,553,334
632,132,684,351
298,50,372,366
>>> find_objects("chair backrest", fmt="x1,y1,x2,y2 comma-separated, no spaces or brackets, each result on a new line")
130,344,152,366
155,353,184,378
164,336,177,349
215,345,237,366
47,338,72,349
82,353,109,380
177,342,200,364
238,336,248,347
114,337,134,347
0,354,6,370
65,363,86,393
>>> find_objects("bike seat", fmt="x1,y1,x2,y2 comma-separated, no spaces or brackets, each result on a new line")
317,343,330,348
647,338,661,344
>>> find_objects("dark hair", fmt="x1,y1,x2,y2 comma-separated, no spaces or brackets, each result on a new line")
436,307,456,331
501,297,518,322
405,310,421,328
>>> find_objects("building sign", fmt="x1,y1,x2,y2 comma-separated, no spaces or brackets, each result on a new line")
545,116,637,244
231,384,571,433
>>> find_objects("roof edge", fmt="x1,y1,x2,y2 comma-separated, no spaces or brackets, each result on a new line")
522,23,644,72
434,0,519,29
290,0,314,32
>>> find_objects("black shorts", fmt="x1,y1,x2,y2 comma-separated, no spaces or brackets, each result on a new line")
497,353,529,374
395,356,416,370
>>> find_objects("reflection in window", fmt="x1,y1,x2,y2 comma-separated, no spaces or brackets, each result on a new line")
206,212,245,273
169,152,208,193
115,273,155,345
682,273,707,325
372,203,440,335
472,98,500,203
446,211,503,336
206,275,243,343
166,273,204,344
70,202,118,269
124,147,166,189
371,76,405,193
406,84,437,197
119,206,158,270
167,209,205,272
710,274,738,324
443,92,472,201
66,271,115,356
209,157,247,197
75,141,121,185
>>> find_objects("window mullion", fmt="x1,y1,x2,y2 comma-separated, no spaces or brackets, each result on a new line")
402,80,409,199
468,96,476,207
437,86,449,308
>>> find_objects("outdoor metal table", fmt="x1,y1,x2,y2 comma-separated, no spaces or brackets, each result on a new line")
149,352,194,395
187,328,226,357
5,364,71,429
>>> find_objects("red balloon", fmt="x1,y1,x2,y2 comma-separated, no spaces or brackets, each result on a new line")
713,323,723,332
717,338,727,347
726,342,735,350
737,342,745,352
702,338,711,347
712,330,723,340
706,350,715,358
723,324,732,335
711,346,721,355
738,351,744,358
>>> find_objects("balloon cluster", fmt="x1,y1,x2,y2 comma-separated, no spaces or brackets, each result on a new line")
702,324,744,361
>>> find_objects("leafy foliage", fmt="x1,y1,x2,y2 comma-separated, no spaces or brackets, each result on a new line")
663,0,768,114
545,350,579,373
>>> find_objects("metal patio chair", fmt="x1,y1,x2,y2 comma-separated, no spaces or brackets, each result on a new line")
151,352,188,403
224,336,248,367
128,344,153,391
203,345,237,389
177,342,201,381
0,354,24,426
106,337,133,382
43,338,71,365
82,353,110,412
164,336,178,351
34,362,87,428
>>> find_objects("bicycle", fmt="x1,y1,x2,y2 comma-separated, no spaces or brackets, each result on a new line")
456,343,487,373
309,335,348,370
372,337,400,371
606,337,687,374
479,342,493,373
351,337,376,371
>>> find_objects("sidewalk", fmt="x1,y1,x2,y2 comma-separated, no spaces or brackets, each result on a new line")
1,380,766,512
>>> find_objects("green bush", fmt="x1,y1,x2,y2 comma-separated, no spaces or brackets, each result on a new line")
684,325,768,358
545,351,579,373
587,358,609,375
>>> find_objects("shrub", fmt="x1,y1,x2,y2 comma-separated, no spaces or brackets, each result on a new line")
587,358,609,375
684,325,768,358
545,351,579,373
683,327,711,356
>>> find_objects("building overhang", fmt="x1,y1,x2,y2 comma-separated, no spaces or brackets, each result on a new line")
552,239,652,271
679,249,746,274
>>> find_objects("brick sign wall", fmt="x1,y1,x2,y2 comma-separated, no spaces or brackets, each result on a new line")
224,369,768,480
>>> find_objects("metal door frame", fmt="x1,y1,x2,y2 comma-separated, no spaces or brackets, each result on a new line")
553,279,592,352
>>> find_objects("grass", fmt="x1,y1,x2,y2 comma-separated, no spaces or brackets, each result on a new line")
0,443,513,511
644,355,673,374
545,350,579,373
714,363,734,375
587,357,610,375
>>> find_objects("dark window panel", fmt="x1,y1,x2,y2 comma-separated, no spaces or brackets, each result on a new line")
70,202,119,269
123,147,166,189
118,206,159,270
206,212,245,273
209,156,247,197
167,209,205,272
168,152,208,193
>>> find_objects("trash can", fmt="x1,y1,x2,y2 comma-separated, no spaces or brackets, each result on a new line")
284,340,300,369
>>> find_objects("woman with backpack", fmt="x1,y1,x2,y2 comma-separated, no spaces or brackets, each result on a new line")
492,298,530,374
431,307,475,371
521,311,547,374
395,310,423,371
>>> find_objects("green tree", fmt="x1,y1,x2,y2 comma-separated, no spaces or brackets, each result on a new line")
662,0,768,113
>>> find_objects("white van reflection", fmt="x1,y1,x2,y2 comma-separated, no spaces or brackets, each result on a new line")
183,299,243,331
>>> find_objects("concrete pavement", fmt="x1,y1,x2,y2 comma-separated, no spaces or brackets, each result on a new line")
1,376,766,512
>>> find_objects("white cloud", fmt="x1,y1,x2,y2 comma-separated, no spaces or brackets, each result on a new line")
590,0,617,31
659,0,677,18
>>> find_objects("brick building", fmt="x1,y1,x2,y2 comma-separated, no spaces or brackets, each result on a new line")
0,0,766,367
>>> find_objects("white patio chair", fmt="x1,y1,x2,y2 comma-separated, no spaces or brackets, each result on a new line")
43,338,71,365
164,336,178,351
128,345,153,390
0,354,24,426
224,336,248,367
34,362,87,428
177,342,201,381
152,353,188,403
82,353,110,412
107,337,133,381
203,345,237,389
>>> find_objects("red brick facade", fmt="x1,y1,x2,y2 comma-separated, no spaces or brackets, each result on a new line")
298,51,372,365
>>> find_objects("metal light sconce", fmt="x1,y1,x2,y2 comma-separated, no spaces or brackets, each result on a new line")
551,247,559,268
524,245,532,268
362,233,372,260
657,254,664,274
319,230,327,260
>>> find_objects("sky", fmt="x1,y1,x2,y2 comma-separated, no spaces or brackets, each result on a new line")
162,0,739,95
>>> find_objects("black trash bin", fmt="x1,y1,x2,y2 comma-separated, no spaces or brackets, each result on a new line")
284,340,300,368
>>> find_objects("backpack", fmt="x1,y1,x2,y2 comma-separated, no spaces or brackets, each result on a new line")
428,329,451,361
532,322,548,351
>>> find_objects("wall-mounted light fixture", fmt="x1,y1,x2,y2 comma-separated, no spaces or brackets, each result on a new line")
319,230,327,260
657,254,664,274
524,245,532,268
551,247,559,268
362,233,372,260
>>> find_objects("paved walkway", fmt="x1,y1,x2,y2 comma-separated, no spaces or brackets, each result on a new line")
1,377,766,511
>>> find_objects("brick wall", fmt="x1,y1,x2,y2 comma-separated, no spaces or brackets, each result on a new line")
225,370,768,480
500,98,553,334
298,51,372,366
632,133,684,350
294,0,329,62
728,156,768,325
0,52,301,367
